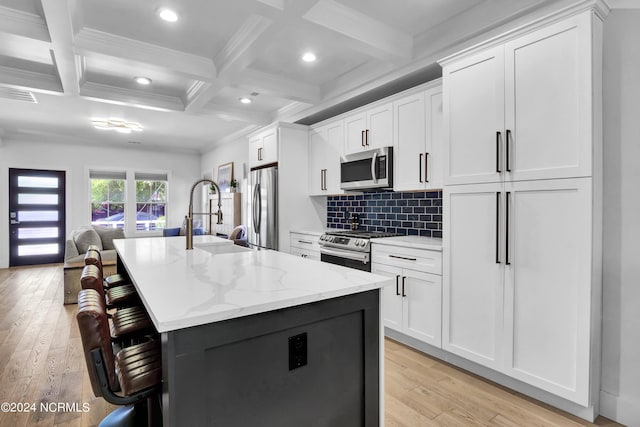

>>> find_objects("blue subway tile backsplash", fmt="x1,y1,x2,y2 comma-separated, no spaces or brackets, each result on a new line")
327,190,443,238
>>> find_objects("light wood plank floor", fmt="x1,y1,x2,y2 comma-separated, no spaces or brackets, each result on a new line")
0,265,624,427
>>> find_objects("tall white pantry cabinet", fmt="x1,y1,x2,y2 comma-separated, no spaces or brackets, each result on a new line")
440,3,604,417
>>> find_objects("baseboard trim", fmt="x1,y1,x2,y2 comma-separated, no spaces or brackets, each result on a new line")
600,389,640,426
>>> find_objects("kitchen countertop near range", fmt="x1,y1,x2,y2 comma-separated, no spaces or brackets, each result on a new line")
371,235,443,251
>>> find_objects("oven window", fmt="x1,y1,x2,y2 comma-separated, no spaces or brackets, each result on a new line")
321,253,371,272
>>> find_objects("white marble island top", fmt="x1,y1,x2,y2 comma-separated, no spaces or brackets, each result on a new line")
113,236,392,333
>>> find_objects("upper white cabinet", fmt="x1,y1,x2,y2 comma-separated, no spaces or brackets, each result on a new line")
344,102,393,155
443,12,595,185
309,120,344,196
249,128,278,168
393,82,443,191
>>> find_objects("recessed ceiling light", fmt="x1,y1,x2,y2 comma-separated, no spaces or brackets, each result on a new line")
134,76,152,85
158,8,178,22
239,97,252,104
302,52,316,62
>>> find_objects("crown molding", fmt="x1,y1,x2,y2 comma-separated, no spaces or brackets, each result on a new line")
0,65,62,94
0,6,50,42
75,28,216,80
604,0,640,8
80,81,185,112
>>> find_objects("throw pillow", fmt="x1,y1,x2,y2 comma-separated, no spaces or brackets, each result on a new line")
93,226,125,250
74,227,103,253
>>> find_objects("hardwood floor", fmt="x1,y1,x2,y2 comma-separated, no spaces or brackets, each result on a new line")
0,265,624,427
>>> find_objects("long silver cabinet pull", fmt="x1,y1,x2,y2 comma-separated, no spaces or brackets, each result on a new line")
505,191,511,265
388,254,417,261
506,130,512,172
496,192,501,264
419,153,423,183
496,131,501,173
401,276,407,297
424,152,429,183
298,240,313,244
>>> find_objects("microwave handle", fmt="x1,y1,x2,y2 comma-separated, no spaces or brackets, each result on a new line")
371,151,378,183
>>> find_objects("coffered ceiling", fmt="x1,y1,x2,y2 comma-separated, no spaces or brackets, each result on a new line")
0,0,569,152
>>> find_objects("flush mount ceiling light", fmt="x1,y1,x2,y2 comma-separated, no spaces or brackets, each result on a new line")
134,76,152,85
239,97,252,104
302,52,316,62
158,8,178,22
92,118,143,134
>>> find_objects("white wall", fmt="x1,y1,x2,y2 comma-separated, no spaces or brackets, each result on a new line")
0,137,201,268
200,138,250,228
600,10,640,426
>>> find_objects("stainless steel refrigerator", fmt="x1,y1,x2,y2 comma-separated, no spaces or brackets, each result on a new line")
248,164,278,250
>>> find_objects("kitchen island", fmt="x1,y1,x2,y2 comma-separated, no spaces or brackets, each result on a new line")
113,235,391,426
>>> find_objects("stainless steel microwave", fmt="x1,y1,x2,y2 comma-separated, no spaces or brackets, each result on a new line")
340,147,393,191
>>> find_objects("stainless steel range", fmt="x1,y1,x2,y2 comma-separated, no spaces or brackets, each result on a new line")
319,229,399,272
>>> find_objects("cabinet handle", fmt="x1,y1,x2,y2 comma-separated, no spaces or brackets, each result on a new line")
323,169,327,190
395,275,400,296
401,276,406,297
506,129,512,172
365,129,369,146
388,254,417,261
298,240,313,245
506,191,511,265
419,153,423,183
361,130,365,147
496,192,501,264
496,131,501,173
424,152,429,183
258,147,263,161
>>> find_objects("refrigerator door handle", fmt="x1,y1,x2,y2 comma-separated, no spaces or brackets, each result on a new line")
256,183,262,232
252,182,259,231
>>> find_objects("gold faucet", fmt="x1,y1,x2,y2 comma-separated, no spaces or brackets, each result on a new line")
186,178,223,250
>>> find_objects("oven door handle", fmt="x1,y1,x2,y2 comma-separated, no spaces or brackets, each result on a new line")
320,247,370,263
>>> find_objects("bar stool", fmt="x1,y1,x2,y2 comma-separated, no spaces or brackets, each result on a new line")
85,245,129,288
81,264,139,309
77,289,162,426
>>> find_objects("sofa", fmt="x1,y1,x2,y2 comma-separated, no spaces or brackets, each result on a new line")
63,226,125,304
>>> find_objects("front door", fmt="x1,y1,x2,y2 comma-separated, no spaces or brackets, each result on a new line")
8,168,66,266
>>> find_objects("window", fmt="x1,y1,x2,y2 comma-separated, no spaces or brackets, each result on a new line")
90,170,168,232
90,171,126,229
135,172,167,231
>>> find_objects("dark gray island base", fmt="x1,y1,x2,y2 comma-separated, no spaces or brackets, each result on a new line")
161,290,380,426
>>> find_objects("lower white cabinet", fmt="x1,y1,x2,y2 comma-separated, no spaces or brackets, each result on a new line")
372,243,442,347
289,232,321,261
443,177,595,405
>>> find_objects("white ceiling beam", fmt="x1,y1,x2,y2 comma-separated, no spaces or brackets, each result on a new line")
201,103,272,125
215,14,274,75
302,0,413,62
0,5,50,41
183,80,227,113
232,69,321,104
74,28,216,81
0,32,52,64
80,82,185,112
41,0,81,95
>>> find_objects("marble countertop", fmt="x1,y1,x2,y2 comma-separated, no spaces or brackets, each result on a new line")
371,235,443,251
113,236,392,333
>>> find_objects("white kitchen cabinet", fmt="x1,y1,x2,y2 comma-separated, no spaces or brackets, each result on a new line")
289,231,321,261
394,83,444,191
309,120,344,196
440,8,603,409
443,12,594,185
443,177,595,405
372,242,442,347
249,128,278,168
344,102,393,155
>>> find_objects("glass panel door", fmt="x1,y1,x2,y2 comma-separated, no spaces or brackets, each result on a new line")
9,168,66,266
